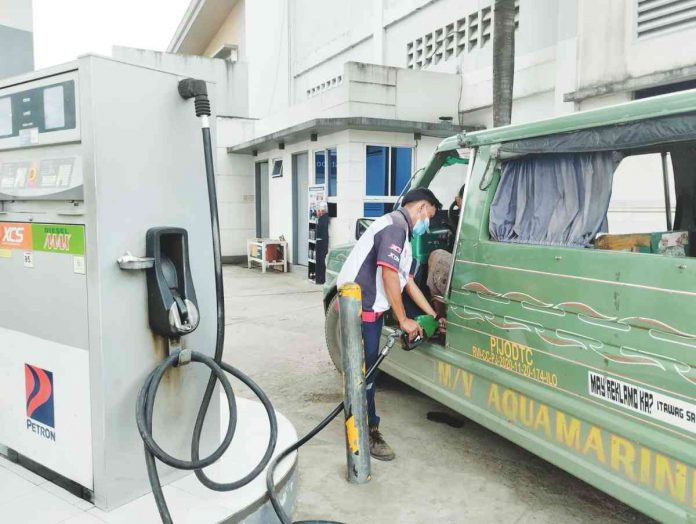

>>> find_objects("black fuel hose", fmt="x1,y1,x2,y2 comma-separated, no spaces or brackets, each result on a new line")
266,347,392,524
137,79,396,524
136,83,279,524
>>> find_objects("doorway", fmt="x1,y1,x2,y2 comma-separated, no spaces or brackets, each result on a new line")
255,161,270,238
292,152,309,265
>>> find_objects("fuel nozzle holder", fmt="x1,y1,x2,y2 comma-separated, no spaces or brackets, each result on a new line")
146,227,200,338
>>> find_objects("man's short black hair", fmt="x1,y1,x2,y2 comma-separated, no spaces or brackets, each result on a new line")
458,184,466,199
401,188,442,210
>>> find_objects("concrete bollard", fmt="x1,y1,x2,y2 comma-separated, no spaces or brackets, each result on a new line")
338,282,371,484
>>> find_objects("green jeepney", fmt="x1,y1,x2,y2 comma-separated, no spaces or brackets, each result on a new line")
323,90,696,522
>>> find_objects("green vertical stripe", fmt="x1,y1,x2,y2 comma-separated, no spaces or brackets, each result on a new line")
31,223,85,255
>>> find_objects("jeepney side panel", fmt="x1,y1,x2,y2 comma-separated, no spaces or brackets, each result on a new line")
382,144,696,523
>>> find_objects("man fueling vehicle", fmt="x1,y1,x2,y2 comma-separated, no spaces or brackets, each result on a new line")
336,187,447,461
322,83,696,522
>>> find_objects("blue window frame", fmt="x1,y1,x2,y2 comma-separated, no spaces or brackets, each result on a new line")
366,146,389,196
314,148,337,197
365,146,412,196
314,151,325,185
328,148,337,197
391,147,412,195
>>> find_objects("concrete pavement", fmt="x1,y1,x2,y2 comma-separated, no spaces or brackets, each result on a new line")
222,264,654,524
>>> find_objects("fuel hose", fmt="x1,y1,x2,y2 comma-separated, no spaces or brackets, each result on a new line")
136,78,279,524
266,340,395,524
136,78,398,524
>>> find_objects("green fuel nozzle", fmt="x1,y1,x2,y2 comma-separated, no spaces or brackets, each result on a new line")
401,314,439,351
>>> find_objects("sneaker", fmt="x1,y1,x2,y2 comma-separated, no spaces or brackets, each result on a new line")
369,426,395,461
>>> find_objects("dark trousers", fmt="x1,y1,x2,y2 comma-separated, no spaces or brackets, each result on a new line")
315,243,327,284
361,294,425,428
362,316,384,428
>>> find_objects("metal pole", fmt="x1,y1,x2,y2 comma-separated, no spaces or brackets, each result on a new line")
338,282,371,484
661,151,673,231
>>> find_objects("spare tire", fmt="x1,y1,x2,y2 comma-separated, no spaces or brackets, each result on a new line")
324,294,343,373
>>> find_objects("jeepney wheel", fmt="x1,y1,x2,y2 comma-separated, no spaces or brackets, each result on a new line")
324,294,343,373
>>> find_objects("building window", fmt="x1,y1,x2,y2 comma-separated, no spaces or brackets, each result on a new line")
314,148,338,197
315,151,325,185
365,146,412,196
634,78,696,99
364,146,412,217
271,159,283,178
406,1,519,69
306,75,343,99
637,0,696,39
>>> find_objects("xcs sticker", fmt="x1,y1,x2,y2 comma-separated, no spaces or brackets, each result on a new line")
25,364,56,441
0,223,32,250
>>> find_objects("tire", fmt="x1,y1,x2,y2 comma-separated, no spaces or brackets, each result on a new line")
324,294,343,373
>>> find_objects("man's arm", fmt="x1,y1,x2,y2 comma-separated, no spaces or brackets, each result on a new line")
405,279,437,317
382,269,422,340
405,278,447,332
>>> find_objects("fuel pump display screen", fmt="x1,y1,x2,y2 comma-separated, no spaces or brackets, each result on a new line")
0,80,76,139
43,86,66,130
0,97,11,137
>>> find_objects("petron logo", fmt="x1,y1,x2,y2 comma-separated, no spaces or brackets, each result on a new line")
24,364,56,441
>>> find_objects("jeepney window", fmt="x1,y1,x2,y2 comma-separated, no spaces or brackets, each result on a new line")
489,152,618,247
593,152,688,256
604,153,676,235
426,150,469,206
488,148,696,257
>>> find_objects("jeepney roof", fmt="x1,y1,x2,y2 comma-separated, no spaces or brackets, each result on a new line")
436,87,696,151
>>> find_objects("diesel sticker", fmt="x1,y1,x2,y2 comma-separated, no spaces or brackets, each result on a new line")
31,223,85,255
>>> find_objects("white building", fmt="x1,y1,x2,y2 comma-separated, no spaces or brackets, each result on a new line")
165,0,696,264
0,0,34,80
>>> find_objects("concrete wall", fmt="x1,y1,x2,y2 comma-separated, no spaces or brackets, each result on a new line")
112,46,249,117
245,0,291,118
214,140,256,259
289,0,578,125
576,0,696,99
197,0,578,123
238,62,463,140
112,47,255,259
0,0,34,80
183,0,696,119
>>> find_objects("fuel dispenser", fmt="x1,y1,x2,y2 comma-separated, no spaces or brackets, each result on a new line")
0,54,418,524
0,56,223,510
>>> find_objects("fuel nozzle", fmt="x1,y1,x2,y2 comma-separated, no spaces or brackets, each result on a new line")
401,314,440,351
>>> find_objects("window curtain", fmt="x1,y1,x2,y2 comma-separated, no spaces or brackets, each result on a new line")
670,145,696,231
489,152,618,247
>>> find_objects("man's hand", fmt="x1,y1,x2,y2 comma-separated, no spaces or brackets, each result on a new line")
399,317,423,341
438,317,447,333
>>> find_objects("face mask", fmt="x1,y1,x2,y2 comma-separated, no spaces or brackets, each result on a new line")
413,216,429,236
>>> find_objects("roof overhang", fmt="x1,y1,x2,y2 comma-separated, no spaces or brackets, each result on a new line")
168,0,238,55
227,117,477,155
564,64,696,103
